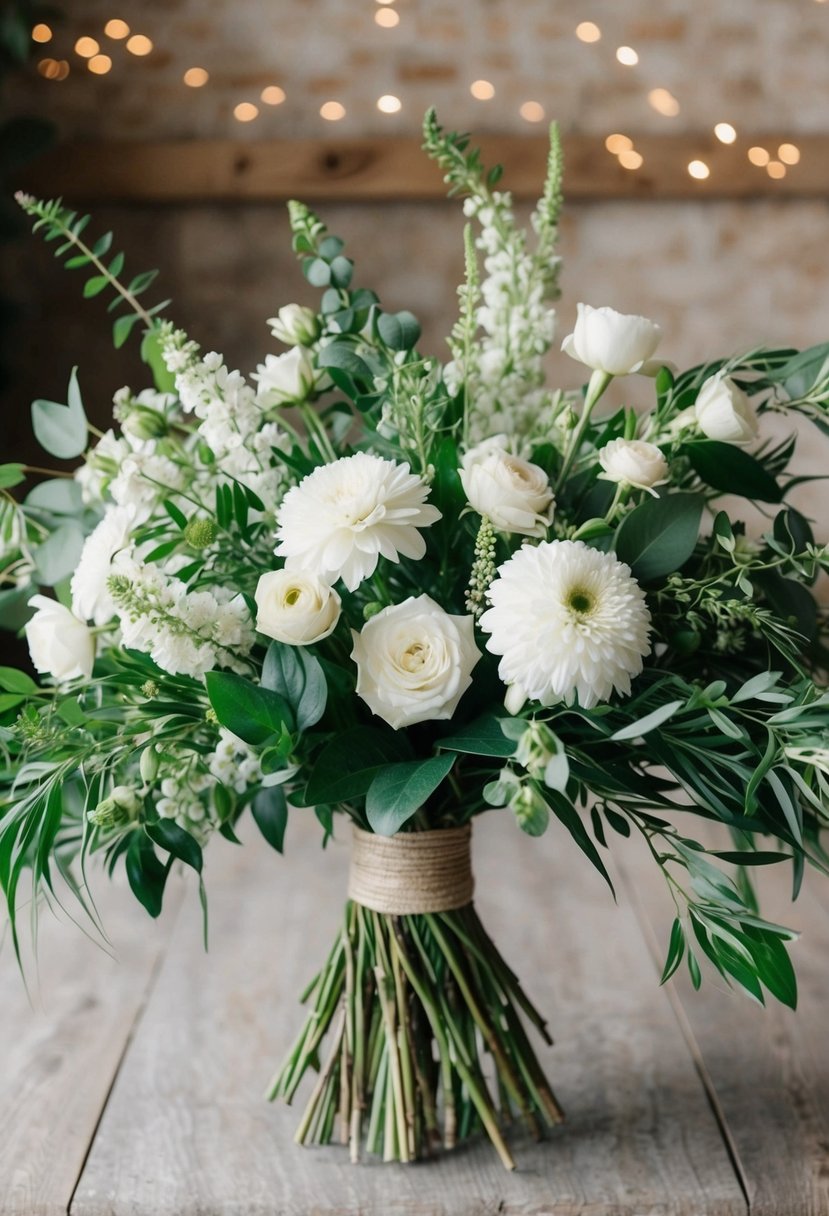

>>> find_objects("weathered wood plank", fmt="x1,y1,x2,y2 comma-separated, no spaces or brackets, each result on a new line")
72,813,744,1215
620,829,829,1216
0,875,182,1216
17,134,828,204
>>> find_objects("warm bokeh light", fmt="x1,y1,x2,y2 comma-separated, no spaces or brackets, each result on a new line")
184,67,209,87
618,149,644,170
605,133,633,154
126,34,153,55
778,143,801,165
233,102,259,122
261,85,286,105
767,160,787,179
104,19,130,39
470,79,495,100
575,21,601,42
374,8,400,26
688,160,710,180
648,88,680,117
377,94,402,114
75,36,100,58
519,101,546,123
88,54,112,74
375,0,396,4
37,57,59,78
616,46,639,66
714,122,737,144
320,100,346,121
748,146,770,166
31,23,52,43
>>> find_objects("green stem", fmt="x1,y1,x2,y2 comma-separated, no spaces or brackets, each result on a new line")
555,368,612,491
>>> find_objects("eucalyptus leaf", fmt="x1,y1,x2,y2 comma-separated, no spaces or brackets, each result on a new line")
31,367,88,459
366,753,456,835
614,492,704,581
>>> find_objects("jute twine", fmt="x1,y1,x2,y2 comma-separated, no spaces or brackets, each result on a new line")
348,824,474,915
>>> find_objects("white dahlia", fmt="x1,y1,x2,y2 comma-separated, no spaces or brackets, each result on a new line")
480,539,651,710
275,452,441,592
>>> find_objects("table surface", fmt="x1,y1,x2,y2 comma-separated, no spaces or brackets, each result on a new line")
2,810,828,1216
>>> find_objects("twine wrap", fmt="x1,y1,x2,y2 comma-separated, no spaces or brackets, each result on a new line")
348,824,474,915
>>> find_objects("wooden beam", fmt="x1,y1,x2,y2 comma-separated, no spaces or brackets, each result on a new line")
18,133,828,204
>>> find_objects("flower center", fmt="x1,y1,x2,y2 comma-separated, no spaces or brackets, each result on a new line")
401,641,429,672
285,587,302,606
567,588,594,615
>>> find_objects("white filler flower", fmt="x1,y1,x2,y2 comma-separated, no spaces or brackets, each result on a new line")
275,452,442,592
459,435,554,536
694,372,759,444
481,539,651,710
598,438,669,495
25,595,95,682
562,303,662,376
255,568,341,646
351,594,480,729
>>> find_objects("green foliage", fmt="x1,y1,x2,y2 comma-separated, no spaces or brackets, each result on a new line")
305,727,412,806
615,492,704,580
205,671,295,746
261,642,327,732
366,753,456,835
31,366,88,458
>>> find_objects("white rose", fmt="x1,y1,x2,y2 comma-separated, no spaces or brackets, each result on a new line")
598,438,669,495
253,346,316,406
25,595,95,682
351,595,481,729
267,304,320,347
562,303,662,376
694,373,759,444
459,436,554,537
255,569,341,645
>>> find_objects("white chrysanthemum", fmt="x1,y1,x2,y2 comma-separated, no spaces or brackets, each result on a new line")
275,453,442,592
480,539,651,709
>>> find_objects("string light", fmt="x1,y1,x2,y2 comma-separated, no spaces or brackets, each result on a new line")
126,34,153,55
377,94,402,113
374,8,400,26
688,160,710,179
320,100,346,121
748,146,770,166
104,19,130,39
75,37,100,58
618,149,643,169
714,122,737,144
470,79,495,100
767,160,786,179
605,133,633,154
648,88,680,117
31,23,52,43
575,21,601,42
233,102,259,122
183,67,209,87
519,101,545,123
616,46,639,66
88,54,112,74
778,143,800,165
261,85,286,105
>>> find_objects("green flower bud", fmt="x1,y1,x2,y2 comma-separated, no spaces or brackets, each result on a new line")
141,678,160,699
122,406,169,440
183,518,218,549
363,601,384,621
139,746,160,783
509,783,550,837
89,785,140,831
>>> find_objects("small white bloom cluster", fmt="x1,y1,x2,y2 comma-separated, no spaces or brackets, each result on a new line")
208,727,263,794
155,748,215,842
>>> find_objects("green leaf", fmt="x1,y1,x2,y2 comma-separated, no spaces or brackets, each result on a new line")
687,949,702,990
113,312,141,350
0,667,37,694
304,257,331,287
305,726,412,805
261,642,327,732
684,440,782,503
614,492,704,581
33,521,85,586
439,714,518,758
543,789,615,897
83,274,109,299
126,833,168,917
140,326,176,391
660,918,685,984
251,785,288,852
129,269,159,295
713,850,790,866
146,819,203,873
0,463,25,489
205,671,294,746
317,343,373,388
329,255,353,289
747,929,797,1009
31,367,88,459
25,477,84,514
610,699,684,742
377,310,422,351
365,753,456,836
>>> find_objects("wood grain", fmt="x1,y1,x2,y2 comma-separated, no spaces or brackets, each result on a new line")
0,874,183,1216
620,826,829,1216
71,812,744,1215
17,134,829,204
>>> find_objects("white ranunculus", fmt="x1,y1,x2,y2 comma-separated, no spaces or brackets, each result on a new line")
694,373,759,444
562,303,662,376
253,346,316,406
598,438,669,496
25,595,95,682
459,435,554,537
254,569,341,646
351,595,480,729
267,304,320,347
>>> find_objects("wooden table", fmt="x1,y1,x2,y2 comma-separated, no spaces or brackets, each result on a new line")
2,811,828,1215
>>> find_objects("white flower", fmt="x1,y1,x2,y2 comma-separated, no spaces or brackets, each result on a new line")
71,505,135,625
255,568,341,645
268,304,320,347
598,438,669,496
459,435,554,537
480,539,651,710
253,346,316,406
562,303,662,376
351,594,480,729
109,448,186,524
694,373,759,444
275,453,441,592
25,595,95,682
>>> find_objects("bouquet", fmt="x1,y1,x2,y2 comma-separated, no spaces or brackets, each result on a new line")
2,111,829,1171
